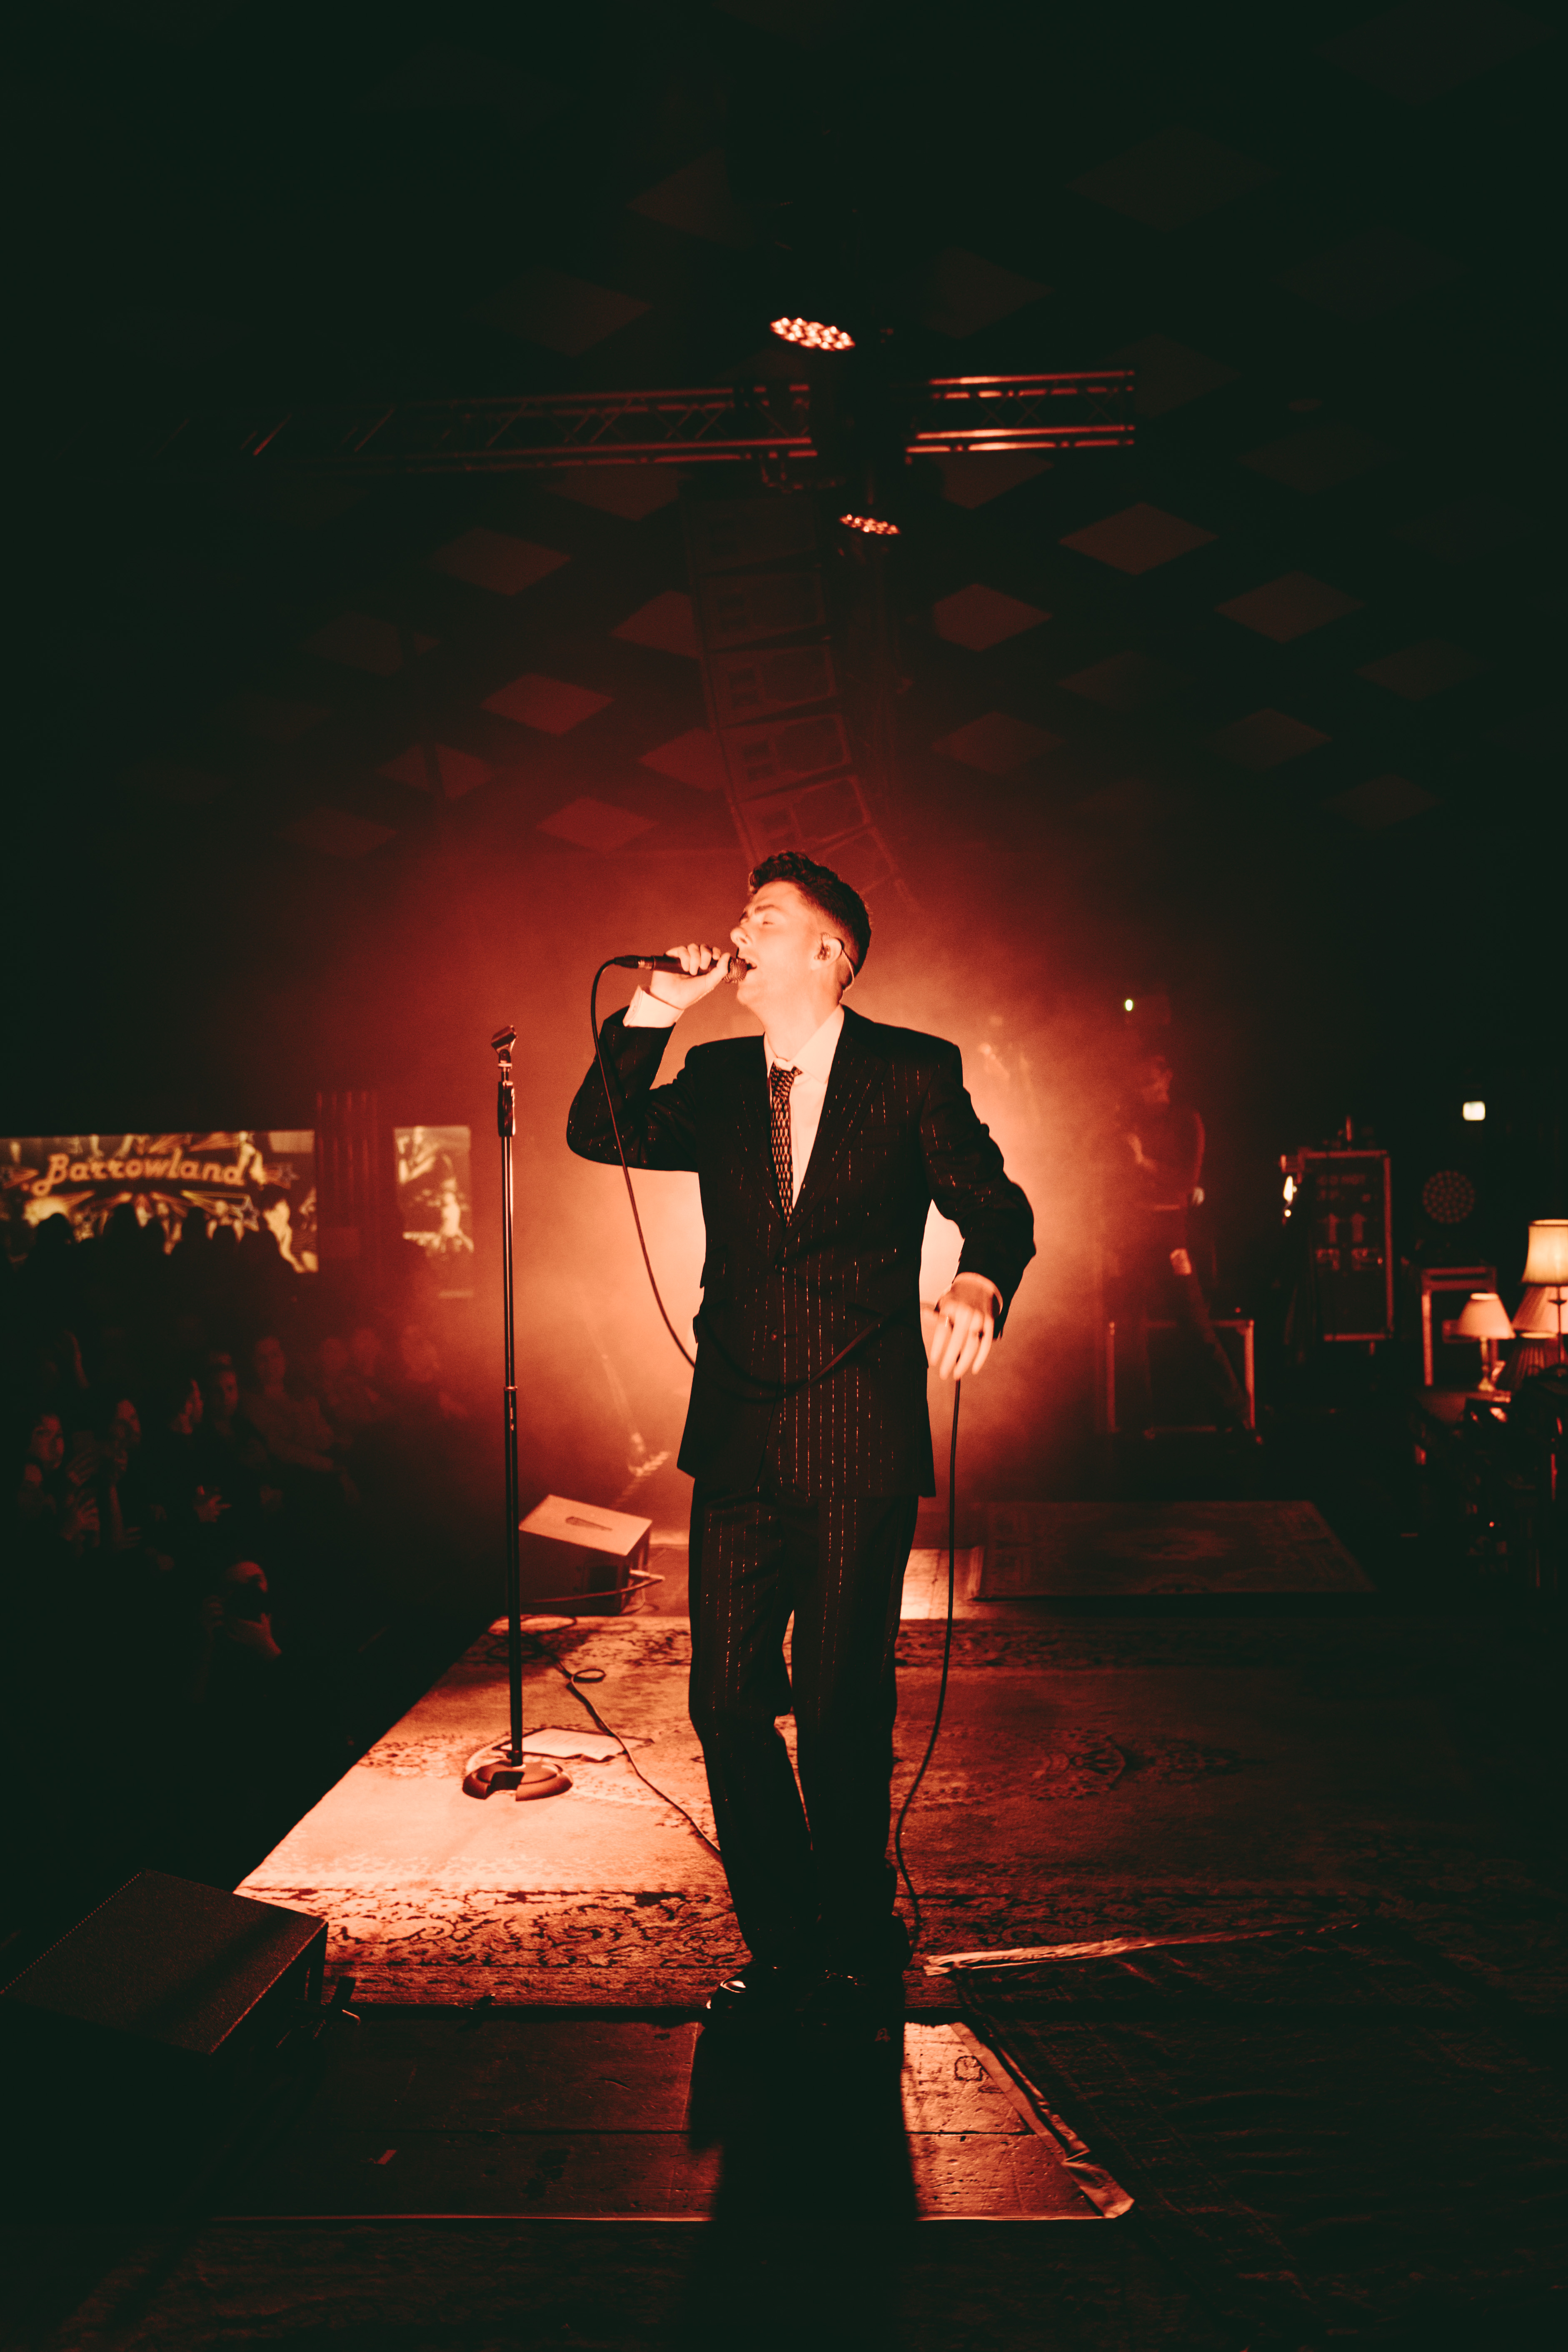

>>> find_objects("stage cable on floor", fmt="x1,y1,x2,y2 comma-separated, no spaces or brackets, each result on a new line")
514,1618,723,1861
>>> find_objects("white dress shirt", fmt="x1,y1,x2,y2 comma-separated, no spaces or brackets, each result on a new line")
622,987,1000,1312
624,990,842,1206
762,1003,844,1208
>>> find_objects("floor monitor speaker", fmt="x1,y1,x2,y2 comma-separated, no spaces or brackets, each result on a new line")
2,1868,326,2187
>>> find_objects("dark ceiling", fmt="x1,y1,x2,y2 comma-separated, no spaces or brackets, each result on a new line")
8,0,1563,1182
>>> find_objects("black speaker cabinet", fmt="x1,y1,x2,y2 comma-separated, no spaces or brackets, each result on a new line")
1,1870,326,2150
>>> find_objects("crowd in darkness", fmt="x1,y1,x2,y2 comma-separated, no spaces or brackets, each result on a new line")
2,1202,484,1914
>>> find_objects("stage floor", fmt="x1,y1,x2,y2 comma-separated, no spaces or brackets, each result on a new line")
238,1593,1546,2013
41,1579,1562,2352
212,2011,1110,2223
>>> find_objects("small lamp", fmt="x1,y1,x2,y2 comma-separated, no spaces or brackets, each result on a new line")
1520,1221,1568,1361
1509,1291,1558,1385
1454,1291,1515,1393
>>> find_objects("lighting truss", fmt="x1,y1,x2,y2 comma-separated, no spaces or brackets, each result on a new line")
157,372,1133,474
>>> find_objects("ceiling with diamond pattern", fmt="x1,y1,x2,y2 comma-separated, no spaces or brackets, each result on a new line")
8,0,1560,1151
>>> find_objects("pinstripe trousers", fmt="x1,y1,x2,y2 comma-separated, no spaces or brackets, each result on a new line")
689,1428,919,1970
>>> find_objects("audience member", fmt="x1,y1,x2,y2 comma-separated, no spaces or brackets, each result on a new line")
197,1353,282,1538
15,1408,97,1557
169,1205,211,1307
33,1327,89,1419
2,1192,477,1915
203,1220,241,1323
89,1388,155,1560
16,1214,76,1326
244,1336,339,1468
192,1557,283,1702
242,1333,360,1518
315,1333,385,1438
348,1323,386,1394
396,1323,468,1425
141,1371,232,1568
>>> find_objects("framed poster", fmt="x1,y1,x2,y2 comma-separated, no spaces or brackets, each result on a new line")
395,1126,474,1291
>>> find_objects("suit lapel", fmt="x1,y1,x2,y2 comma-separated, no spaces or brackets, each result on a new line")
791,1008,881,1224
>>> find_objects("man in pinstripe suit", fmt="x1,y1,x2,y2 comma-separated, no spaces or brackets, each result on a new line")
568,853,1034,2032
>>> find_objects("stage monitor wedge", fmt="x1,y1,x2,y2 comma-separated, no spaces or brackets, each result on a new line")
1,1869,326,2090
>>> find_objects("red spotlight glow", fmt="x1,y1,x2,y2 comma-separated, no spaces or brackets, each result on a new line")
770,316,855,351
839,512,899,536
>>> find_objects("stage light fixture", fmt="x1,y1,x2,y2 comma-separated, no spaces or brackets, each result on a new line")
839,510,899,535
771,315,855,351
1124,997,1135,1012
1462,1101,1486,1121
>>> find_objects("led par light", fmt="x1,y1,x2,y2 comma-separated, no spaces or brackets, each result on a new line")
770,315,855,352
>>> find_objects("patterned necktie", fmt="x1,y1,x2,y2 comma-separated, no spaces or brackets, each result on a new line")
769,1062,797,1217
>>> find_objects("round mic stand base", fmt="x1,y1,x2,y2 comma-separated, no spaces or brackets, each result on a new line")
462,1743,572,1801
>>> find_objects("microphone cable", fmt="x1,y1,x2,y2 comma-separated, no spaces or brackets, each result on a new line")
590,961,697,1369
587,959,964,1954
893,1376,959,1955
511,1618,723,1862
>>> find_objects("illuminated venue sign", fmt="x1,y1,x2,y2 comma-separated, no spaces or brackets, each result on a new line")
0,1131,320,1268
2,1125,475,1281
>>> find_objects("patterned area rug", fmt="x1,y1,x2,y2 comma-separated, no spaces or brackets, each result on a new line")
954,1924,1568,2343
981,1500,1370,1594
237,1614,1567,2018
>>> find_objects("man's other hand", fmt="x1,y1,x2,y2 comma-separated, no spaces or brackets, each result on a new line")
924,1274,999,1381
646,944,732,1012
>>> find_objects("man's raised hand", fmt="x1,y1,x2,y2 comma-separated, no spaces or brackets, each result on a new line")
646,944,733,1013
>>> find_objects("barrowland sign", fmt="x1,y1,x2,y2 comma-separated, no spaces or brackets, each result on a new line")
32,1142,267,1189
1,1132,318,1264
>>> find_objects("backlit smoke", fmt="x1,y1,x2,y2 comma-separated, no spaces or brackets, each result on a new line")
287,836,1139,1533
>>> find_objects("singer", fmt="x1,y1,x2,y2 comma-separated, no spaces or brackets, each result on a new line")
567,852,1035,2035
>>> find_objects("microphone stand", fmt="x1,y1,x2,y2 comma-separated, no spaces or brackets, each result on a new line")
461,1026,570,1801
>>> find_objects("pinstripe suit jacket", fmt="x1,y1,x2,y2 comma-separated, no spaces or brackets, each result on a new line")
567,1004,1035,1496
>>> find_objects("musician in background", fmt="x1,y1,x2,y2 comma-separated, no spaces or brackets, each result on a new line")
1106,1050,1253,1440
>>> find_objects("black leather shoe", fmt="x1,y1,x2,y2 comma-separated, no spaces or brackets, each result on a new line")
823,1913,911,1979
705,1960,821,2031
801,1965,906,2044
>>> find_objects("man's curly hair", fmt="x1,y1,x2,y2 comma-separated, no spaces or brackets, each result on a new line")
747,851,871,976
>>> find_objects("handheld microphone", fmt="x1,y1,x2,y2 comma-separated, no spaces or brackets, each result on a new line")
606,954,750,977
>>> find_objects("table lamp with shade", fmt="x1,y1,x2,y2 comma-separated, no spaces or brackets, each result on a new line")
1520,1220,1568,1362
1509,1218,1568,1383
1454,1292,1515,1393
